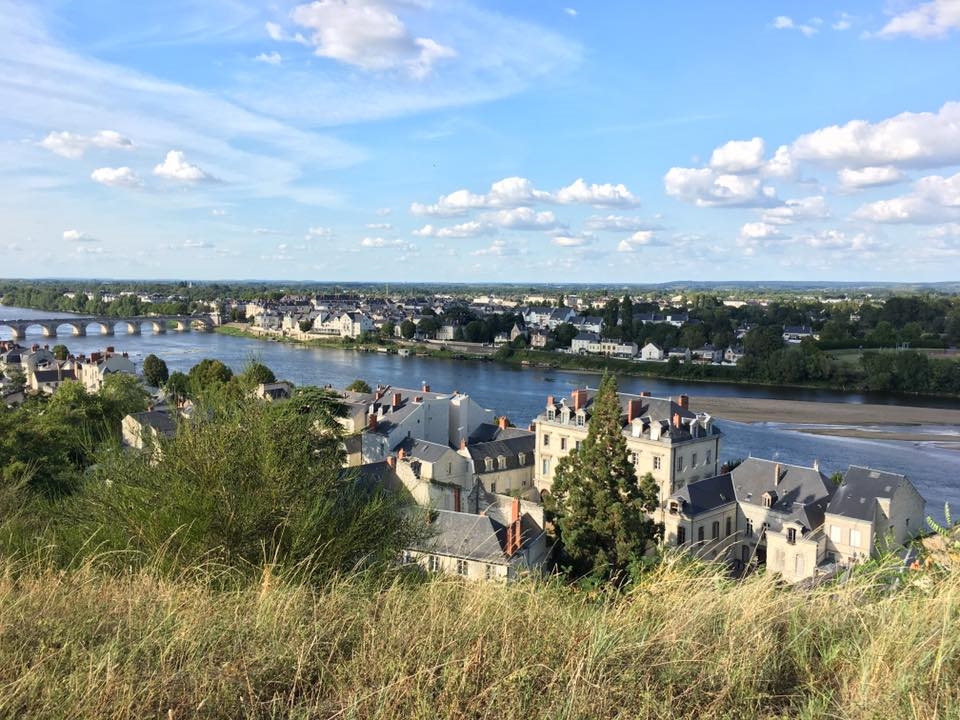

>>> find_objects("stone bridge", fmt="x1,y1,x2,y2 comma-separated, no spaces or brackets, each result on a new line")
0,315,215,341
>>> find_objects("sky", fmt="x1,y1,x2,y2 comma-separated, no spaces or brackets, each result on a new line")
2,0,960,283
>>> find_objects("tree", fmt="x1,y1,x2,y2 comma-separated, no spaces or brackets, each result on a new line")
299,319,313,333
346,378,372,393
188,358,233,398
240,361,276,387
52,344,69,361
546,373,661,585
380,320,395,340
142,354,169,387
399,320,416,339
166,371,190,402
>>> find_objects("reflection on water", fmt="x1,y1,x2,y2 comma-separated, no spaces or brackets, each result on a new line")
3,305,959,519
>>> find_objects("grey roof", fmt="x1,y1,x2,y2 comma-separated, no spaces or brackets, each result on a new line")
33,369,76,383
731,457,833,529
467,433,535,474
416,510,510,563
826,465,911,521
129,410,177,436
467,422,531,444
573,331,600,342
673,473,736,516
348,460,404,494
393,437,454,464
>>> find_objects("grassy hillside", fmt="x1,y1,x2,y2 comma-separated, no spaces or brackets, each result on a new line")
1,554,957,719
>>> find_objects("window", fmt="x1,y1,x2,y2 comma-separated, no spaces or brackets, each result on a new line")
762,494,773,509
428,555,440,572
849,528,862,549
402,550,413,564
574,440,581,451
692,452,698,467
498,455,506,470
543,434,550,447
576,413,585,427
631,453,639,466
448,462,452,476
725,517,732,537
746,519,754,537
560,437,567,451
456,559,468,576
547,409,555,421
829,525,842,543
706,449,712,464
697,526,704,543
677,526,686,545
484,564,494,580
711,521,719,539
518,452,526,466
542,458,550,476
653,456,662,470
484,457,493,472
490,482,496,493
676,455,685,472
794,554,805,576
787,527,797,545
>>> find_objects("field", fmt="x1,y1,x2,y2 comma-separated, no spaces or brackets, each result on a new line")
827,347,960,366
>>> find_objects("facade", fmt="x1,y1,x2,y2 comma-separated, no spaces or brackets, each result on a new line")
640,342,664,361
534,389,721,523
122,410,177,450
76,350,136,393
463,421,536,497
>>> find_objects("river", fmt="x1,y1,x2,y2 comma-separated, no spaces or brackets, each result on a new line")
3,305,960,519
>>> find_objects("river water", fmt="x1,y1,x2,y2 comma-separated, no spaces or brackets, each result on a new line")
3,305,960,519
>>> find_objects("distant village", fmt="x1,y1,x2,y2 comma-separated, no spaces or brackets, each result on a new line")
0,336,926,588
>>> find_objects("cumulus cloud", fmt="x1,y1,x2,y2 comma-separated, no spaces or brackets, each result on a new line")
853,170,960,224
411,176,639,215
800,229,877,252
761,196,830,225
833,12,854,30
763,145,796,178
183,239,214,248
412,221,492,238
211,209,227,216
772,15,818,36
471,239,514,256
564,8,577,16
39,129,133,158
63,229,94,242
739,222,785,241
616,230,662,252
877,0,960,38
360,236,413,249
709,137,766,173
790,101,960,169
153,150,215,182
277,0,457,79
90,166,142,188
255,51,282,64
305,225,333,238
664,167,778,207
552,232,595,247
583,214,662,232
366,222,392,230
837,166,906,189
485,207,559,230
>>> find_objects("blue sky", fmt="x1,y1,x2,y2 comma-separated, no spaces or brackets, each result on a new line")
3,0,960,282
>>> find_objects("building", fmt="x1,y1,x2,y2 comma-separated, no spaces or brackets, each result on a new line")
783,325,817,343
254,381,293,401
122,410,177,451
462,419,536,498
640,342,664,361
663,459,926,584
535,389,721,523
76,349,136,393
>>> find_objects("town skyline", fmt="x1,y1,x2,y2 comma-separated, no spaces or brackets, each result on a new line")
3,1,960,281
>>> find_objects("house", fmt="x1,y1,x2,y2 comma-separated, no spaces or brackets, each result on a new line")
640,342,664,361
822,466,925,566
692,345,723,364
254,381,293,401
535,389,722,523
122,410,177,451
783,325,817,343
462,419,536,498
76,349,136,393
403,497,547,581
663,459,926,584
529,330,550,349
571,331,600,354
30,366,77,394
723,346,745,365
436,323,459,341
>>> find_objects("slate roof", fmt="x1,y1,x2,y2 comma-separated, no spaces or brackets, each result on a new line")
673,473,736,516
467,433,535,474
731,457,834,529
393,437,455,464
33,368,76,383
467,422,531,444
826,465,910,521
416,510,510,564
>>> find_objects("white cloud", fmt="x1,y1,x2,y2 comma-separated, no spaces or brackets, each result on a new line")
360,236,413,249
39,129,133,158
564,8,577,16
837,166,906,189
709,137,765,173
853,170,960,223
833,12,853,30
255,51,282,65
664,167,777,207
282,0,457,79
790,101,960,169
183,239,214,248
90,166,142,188
412,221,492,238
411,176,638,215
211,209,227,216
471,239,514,256
763,145,796,178
366,222,392,230
772,15,818,36
63,229,94,242
485,207,559,229
877,0,960,38
801,229,877,252
616,230,662,252
376,207,392,216
583,215,662,232
305,225,333,238
739,222,785,240
761,196,830,225
552,232,595,247
153,150,214,182
74,245,104,254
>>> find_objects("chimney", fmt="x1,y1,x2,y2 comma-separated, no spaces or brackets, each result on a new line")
627,398,643,422
421,382,430,393
572,388,588,412
812,459,820,473
546,394,554,408
386,456,395,469
774,463,782,485
398,448,406,461
528,423,536,432
678,394,689,410
453,486,461,513
367,413,378,431
392,392,402,410
672,412,681,428
106,346,115,353
498,416,508,430
506,497,522,557
640,390,651,397
460,437,467,450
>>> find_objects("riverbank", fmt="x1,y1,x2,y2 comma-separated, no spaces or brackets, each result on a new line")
693,395,960,443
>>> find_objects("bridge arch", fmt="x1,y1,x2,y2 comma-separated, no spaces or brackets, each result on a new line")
85,321,115,337
54,321,87,337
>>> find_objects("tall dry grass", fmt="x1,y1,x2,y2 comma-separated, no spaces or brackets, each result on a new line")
1,553,957,719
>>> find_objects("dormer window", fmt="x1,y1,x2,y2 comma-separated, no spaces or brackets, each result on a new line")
762,491,777,508
576,412,585,427
547,409,555,421
484,457,493,472
497,455,506,470
518,452,526,466
787,527,797,545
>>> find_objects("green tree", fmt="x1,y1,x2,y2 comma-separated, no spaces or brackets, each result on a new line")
166,371,190,402
51,344,69,361
399,320,416,339
142,354,169,387
346,378,372,393
546,373,662,585
240,361,277,387
187,358,233,398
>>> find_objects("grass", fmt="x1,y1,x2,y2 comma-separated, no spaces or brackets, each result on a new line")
1,552,958,719
828,347,960,367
